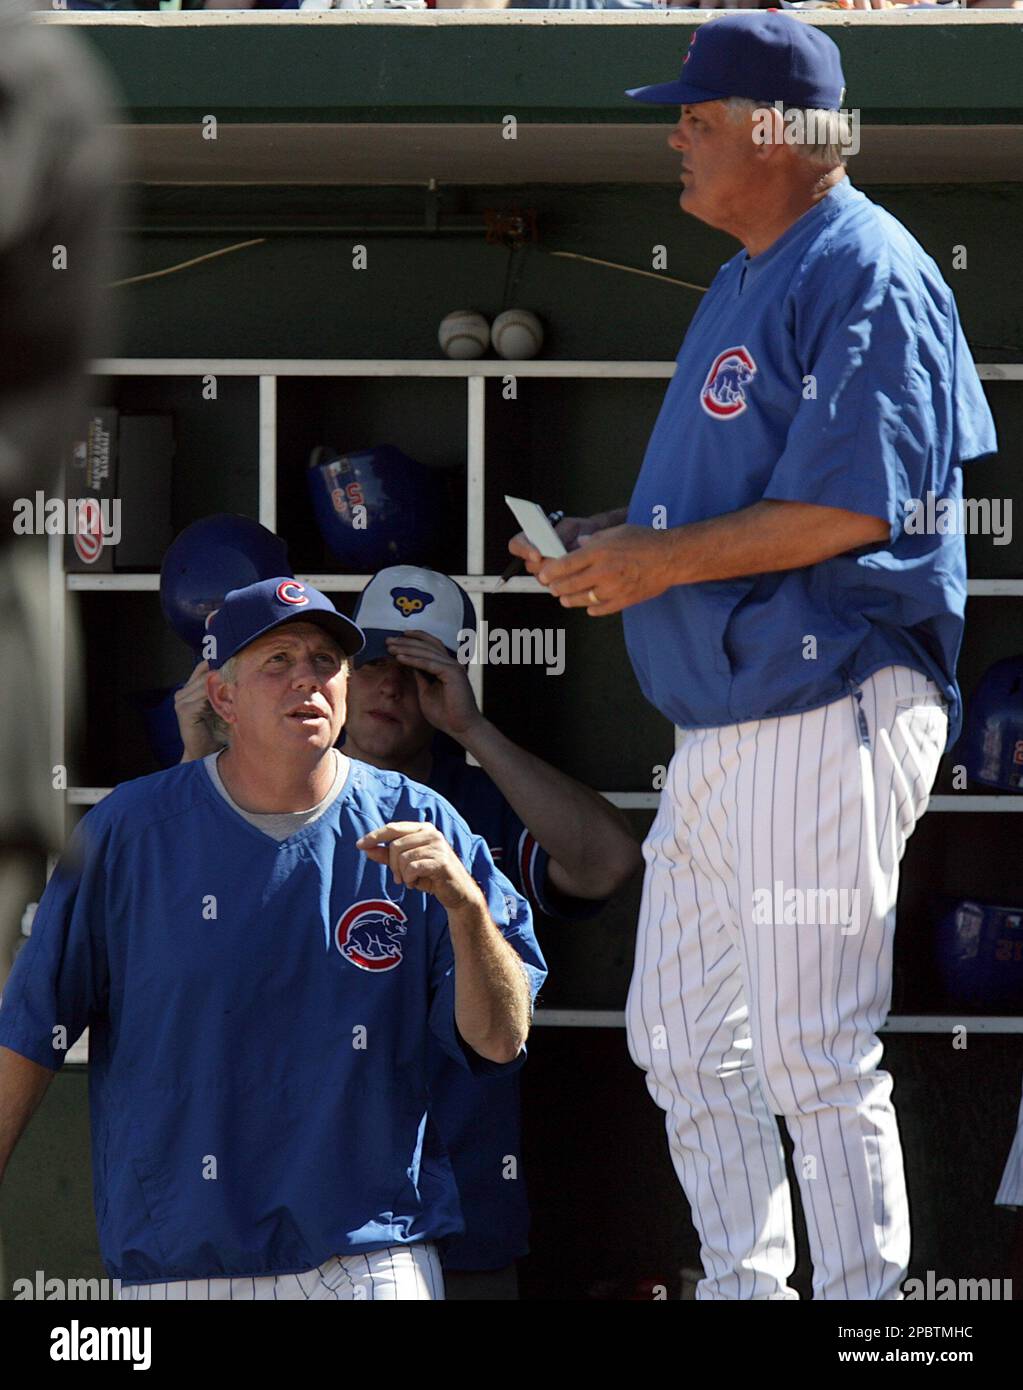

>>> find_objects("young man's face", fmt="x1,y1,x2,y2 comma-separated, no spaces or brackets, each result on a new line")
667,101,762,231
344,655,433,767
214,621,348,757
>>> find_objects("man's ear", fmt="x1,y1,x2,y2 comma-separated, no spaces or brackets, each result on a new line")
750,102,785,162
206,670,237,727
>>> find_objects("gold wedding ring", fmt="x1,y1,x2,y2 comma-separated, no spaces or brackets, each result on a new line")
587,588,600,605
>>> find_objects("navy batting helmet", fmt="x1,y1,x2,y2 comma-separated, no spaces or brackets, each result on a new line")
959,656,1023,792
307,444,441,573
159,514,292,653
935,899,1023,1011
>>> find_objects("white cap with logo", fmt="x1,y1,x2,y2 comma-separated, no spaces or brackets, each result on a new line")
351,566,476,664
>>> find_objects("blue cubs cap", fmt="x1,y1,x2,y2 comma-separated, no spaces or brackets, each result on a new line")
351,566,476,667
206,576,365,670
626,13,846,110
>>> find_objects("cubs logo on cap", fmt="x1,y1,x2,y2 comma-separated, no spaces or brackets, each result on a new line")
335,899,408,972
701,347,758,420
391,587,434,618
276,580,309,606
206,575,364,669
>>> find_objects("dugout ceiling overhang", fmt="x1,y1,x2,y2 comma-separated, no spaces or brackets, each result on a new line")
42,11,1023,186
113,121,1023,186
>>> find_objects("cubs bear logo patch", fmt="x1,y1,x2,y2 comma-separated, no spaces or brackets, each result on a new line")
335,899,408,972
700,346,757,420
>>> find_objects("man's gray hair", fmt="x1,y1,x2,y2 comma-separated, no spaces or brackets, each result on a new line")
724,97,853,168
205,654,238,748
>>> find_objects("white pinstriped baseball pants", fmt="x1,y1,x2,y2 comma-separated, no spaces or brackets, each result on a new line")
996,1079,1023,1209
117,1244,444,1301
626,666,947,1301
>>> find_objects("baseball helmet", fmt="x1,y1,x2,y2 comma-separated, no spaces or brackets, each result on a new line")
935,899,1023,1012
959,656,1023,792
159,514,291,653
307,444,441,573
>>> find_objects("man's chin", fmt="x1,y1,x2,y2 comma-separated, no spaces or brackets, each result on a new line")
345,721,418,767
282,716,338,748
678,193,723,235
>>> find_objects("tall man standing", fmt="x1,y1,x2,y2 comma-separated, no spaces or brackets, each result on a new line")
511,14,997,1299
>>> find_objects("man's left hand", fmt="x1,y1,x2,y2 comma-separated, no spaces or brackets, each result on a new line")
385,632,484,738
537,525,676,616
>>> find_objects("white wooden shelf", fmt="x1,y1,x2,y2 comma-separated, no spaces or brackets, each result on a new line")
48,354,1023,1039
89,358,1022,381
963,580,1023,597
66,573,1023,597
928,795,1023,812
66,573,547,593
532,1010,1023,1034
66,786,1021,813
91,358,680,379
56,1014,1023,1061
65,357,1023,602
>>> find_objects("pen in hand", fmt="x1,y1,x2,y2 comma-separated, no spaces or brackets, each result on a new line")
496,510,565,588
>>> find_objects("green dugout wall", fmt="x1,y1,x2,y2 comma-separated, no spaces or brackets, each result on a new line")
2,11,1022,1300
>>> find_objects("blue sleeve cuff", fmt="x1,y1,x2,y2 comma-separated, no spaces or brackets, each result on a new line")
515,832,608,923
0,1026,67,1072
429,971,528,1079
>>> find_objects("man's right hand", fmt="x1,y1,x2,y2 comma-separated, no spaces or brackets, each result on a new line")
174,661,222,763
507,510,626,575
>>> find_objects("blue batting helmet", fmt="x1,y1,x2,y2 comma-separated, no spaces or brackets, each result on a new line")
935,899,1023,1012
959,656,1023,792
159,514,292,653
307,444,442,573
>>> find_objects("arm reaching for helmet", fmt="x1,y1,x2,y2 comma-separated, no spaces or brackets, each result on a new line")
175,660,224,763
385,627,641,900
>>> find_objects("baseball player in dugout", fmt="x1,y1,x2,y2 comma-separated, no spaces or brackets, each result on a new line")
511,14,997,1300
0,578,548,1300
172,565,642,1299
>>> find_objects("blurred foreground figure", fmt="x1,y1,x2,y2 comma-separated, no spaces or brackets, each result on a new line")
0,4,121,1040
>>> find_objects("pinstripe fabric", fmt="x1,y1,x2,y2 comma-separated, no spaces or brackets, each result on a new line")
626,665,947,1300
995,1080,1023,1209
117,1243,444,1301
